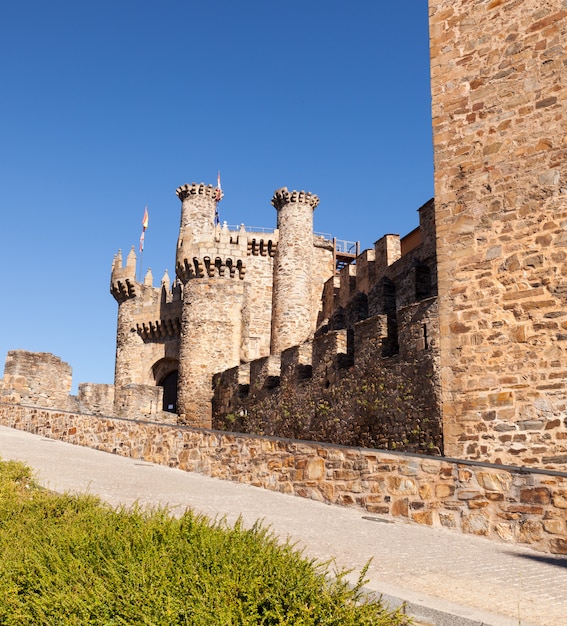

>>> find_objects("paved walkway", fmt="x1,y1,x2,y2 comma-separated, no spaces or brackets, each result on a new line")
1,426,566,626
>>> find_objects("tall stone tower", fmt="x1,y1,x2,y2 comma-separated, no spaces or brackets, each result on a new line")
270,188,320,354
175,183,247,427
430,1,567,464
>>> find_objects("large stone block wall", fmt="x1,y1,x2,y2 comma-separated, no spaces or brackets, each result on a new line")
0,404,565,555
430,1,567,466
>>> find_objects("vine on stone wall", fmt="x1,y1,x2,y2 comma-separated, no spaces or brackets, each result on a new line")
213,356,443,454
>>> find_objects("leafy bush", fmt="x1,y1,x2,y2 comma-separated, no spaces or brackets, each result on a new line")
0,459,411,625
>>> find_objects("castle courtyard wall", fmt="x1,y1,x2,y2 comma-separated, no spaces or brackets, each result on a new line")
0,403,565,556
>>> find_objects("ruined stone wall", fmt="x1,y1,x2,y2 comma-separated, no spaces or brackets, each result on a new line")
430,0,567,467
76,383,115,416
1,351,73,410
1,404,565,555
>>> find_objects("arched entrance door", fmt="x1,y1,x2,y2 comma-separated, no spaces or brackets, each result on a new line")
159,370,178,413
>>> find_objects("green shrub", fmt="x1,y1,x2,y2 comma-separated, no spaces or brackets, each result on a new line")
0,459,410,625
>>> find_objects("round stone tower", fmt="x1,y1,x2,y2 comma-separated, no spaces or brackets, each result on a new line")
175,182,247,427
270,187,320,354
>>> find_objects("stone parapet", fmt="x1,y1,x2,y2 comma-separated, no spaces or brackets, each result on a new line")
271,188,319,211
77,383,115,416
312,329,349,385
175,182,222,202
280,342,312,384
114,383,166,420
338,263,357,308
110,247,138,303
249,355,281,391
1,406,565,556
374,234,401,270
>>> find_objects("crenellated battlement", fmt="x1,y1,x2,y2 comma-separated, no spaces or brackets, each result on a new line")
176,222,248,282
110,247,138,302
136,317,181,341
271,187,320,211
176,256,246,281
247,233,278,257
175,182,223,202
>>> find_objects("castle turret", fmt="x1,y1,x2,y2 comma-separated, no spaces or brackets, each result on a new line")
111,247,139,390
175,182,247,427
270,187,320,354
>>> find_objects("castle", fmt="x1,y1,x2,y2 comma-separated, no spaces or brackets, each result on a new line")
1,0,566,553
2,0,566,470
110,185,339,427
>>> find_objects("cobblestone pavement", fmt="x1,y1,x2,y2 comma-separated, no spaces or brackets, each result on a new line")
1,426,566,626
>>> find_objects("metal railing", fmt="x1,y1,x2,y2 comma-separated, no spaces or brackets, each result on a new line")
224,224,275,234
221,225,358,258
334,239,359,255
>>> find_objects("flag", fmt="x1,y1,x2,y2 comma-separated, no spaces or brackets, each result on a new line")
140,206,148,252
216,171,222,202
142,206,149,230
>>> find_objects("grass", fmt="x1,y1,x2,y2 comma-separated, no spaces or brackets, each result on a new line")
0,459,411,625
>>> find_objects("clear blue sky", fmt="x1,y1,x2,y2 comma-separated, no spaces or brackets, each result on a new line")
0,1,433,392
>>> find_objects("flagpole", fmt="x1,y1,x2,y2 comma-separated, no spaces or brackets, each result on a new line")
215,171,222,225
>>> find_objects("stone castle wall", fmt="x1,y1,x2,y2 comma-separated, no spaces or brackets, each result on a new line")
430,1,567,466
213,201,442,452
111,186,336,425
241,232,277,362
1,402,565,556
112,277,182,391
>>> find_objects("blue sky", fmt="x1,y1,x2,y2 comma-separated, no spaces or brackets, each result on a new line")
0,1,433,392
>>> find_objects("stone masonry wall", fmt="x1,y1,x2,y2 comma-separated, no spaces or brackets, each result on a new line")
241,233,277,362
0,403,565,555
430,1,567,467
177,279,245,427
271,188,320,354
0,351,73,410
212,200,442,454
213,300,442,453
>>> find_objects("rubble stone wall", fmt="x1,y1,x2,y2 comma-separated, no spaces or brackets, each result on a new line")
1,404,565,556
0,351,73,410
430,1,567,465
